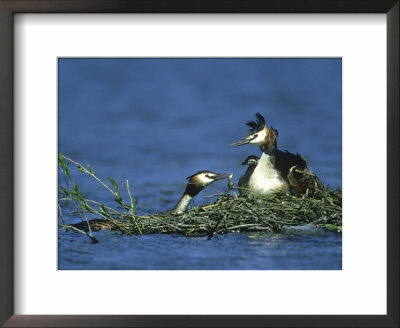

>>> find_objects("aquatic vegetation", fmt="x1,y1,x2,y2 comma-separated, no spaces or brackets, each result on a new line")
58,154,139,242
58,154,342,242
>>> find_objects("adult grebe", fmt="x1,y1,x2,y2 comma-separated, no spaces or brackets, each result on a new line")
232,113,321,196
171,170,231,214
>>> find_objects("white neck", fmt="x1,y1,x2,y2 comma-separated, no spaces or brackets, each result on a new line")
171,193,193,214
257,152,276,171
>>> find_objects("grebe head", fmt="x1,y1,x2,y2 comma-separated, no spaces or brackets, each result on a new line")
170,171,232,215
231,113,278,155
187,170,231,187
241,155,260,166
183,170,231,197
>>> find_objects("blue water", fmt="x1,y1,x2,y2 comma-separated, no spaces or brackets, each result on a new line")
59,229,341,270
58,58,342,270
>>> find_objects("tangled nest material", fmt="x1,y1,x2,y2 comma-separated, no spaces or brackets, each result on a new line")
58,154,342,241
67,188,342,238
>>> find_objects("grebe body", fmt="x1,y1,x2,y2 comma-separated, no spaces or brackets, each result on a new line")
243,152,288,195
238,154,288,195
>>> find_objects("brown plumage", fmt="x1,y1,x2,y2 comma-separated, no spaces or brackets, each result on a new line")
287,166,325,194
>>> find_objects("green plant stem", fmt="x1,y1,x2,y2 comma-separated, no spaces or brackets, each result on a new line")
59,197,120,214
126,180,136,215
62,155,116,196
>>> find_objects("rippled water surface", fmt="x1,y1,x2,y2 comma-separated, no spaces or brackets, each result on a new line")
58,58,342,270
59,229,341,270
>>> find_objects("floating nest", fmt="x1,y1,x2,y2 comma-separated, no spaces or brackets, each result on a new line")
66,188,342,238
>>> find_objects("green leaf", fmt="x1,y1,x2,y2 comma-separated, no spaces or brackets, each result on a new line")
59,186,69,197
325,224,342,232
115,193,123,205
87,164,93,174
99,204,108,213
130,201,136,214
58,154,71,179
108,177,119,192
81,201,91,211
126,180,136,215
77,165,85,173
99,204,111,218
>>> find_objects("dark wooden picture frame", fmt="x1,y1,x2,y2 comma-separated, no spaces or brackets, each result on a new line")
0,1,398,327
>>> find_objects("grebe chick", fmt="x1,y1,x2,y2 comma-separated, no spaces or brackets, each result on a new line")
170,170,231,214
287,166,325,194
241,155,260,166
71,170,231,231
231,113,310,196
238,155,259,195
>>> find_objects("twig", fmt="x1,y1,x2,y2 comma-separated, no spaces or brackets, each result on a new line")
59,224,98,243
58,204,65,225
207,213,226,240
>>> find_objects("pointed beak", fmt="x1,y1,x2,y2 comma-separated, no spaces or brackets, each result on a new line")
212,173,232,181
231,137,251,146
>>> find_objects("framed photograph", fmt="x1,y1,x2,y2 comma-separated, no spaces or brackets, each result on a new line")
57,57,343,271
1,1,398,327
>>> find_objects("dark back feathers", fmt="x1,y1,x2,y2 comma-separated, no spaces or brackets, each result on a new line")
275,150,307,178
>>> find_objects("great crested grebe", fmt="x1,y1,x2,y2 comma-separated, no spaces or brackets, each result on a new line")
238,155,259,195
72,170,230,231
170,170,231,214
231,113,321,196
